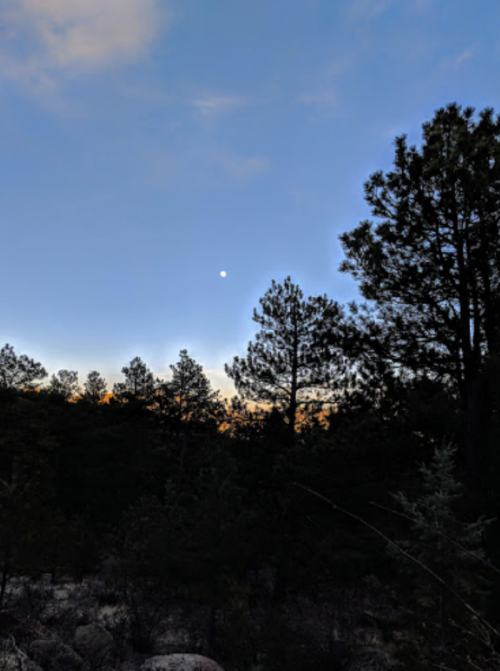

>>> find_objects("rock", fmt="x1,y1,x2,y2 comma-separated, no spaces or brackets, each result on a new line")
73,623,113,658
141,653,225,671
29,639,83,670
344,649,401,671
0,636,42,671
2,657,42,671
24,662,43,671
152,627,199,655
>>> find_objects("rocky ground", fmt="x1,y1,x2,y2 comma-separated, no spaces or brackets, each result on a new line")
0,575,403,671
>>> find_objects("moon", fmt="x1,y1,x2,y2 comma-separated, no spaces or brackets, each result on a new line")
220,271,227,277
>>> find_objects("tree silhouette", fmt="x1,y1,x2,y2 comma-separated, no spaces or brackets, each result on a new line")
165,349,222,424
156,350,222,476
0,344,47,390
48,369,80,400
225,277,348,601
225,277,346,443
83,370,108,403
389,445,490,667
113,356,155,403
340,103,500,504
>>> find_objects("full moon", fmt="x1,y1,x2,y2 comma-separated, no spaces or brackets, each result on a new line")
220,271,227,277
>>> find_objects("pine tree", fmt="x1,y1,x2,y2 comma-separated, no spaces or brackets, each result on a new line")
340,104,500,505
390,444,490,668
0,343,47,390
48,369,80,400
83,370,108,403
163,349,222,426
225,277,347,444
112,356,155,403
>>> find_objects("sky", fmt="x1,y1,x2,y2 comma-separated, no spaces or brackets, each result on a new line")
1,0,499,394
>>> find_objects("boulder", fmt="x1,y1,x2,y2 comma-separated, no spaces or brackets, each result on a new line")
1,657,42,671
344,649,401,671
0,636,42,671
25,661,43,671
73,623,113,658
29,639,83,670
152,627,199,655
141,654,225,671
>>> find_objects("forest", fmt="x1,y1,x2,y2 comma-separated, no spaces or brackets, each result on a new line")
1,103,500,671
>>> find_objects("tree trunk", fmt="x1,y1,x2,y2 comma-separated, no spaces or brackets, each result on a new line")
464,374,490,513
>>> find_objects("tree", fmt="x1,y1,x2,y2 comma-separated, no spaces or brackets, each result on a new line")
83,370,108,403
48,369,80,400
156,350,222,476
112,356,155,403
225,277,348,602
340,104,500,502
0,343,47,390
0,440,59,603
389,445,490,668
164,349,222,424
225,277,347,443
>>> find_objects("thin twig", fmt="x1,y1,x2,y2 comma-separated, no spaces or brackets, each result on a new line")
452,653,488,671
292,482,500,641
370,500,500,577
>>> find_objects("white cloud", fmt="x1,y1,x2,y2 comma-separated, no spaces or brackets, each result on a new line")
439,46,474,72
0,0,168,85
455,48,474,67
347,0,399,21
192,95,247,118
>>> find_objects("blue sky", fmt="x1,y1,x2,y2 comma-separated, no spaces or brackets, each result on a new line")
1,0,499,394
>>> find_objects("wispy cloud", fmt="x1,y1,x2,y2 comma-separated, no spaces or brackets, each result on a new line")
143,142,268,190
296,57,350,117
297,89,338,116
0,0,169,87
455,48,474,67
439,46,474,72
411,0,435,11
347,0,400,21
347,0,435,20
191,95,248,118
218,154,268,181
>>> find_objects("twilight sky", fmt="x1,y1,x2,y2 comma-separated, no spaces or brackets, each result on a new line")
1,0,499,394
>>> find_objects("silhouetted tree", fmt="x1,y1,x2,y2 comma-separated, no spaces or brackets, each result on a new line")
225,277,347,443
0,343,47,390
156,350,222,476
113,356,155,403
340,104,500,504
225,277,348,601
165,350,222,423
389,445,491,668
83,370,108,403
48,369,80,400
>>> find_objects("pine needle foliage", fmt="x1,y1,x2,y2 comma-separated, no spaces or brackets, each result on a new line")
390,444,492,668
